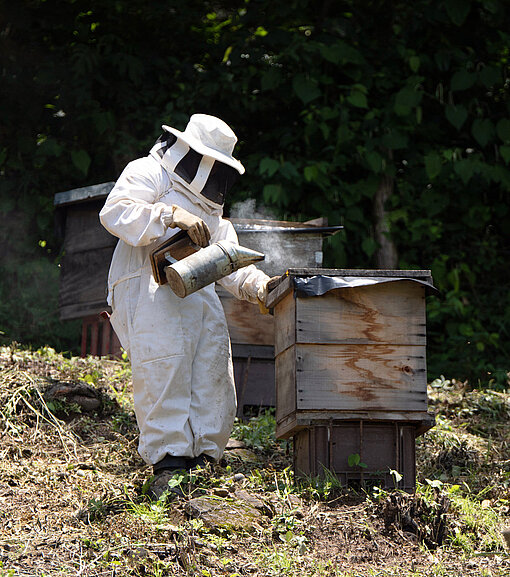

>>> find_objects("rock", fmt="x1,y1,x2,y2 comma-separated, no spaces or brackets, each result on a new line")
233,473,246,482
222,448,262,464
212,488,230,498
503,528,510,549
45,382,101,412
234,489,273,517
225,438,246,450
185,495,264,532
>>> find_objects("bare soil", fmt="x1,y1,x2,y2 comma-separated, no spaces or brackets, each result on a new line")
0,347,508,576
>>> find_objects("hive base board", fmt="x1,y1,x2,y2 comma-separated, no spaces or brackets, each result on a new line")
293,421,418,491
277,410,435,439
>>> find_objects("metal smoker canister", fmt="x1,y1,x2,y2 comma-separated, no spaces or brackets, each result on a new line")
165,240,265,298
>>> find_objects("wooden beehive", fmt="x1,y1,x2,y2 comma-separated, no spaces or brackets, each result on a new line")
266,268,436,488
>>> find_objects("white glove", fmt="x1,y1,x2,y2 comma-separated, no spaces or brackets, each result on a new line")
162,205,211,248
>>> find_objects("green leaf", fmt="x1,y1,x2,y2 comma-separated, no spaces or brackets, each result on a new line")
500,145,510,165
259,157,279,177
279,161,300,180
254,26,268,37
347,89,368,108
262,183,283,205
320,44,343,64
37,137,63,158
365,150,383,173
362,236,378,257
471,118,495,147
409,55,420,72
445,0,471,26
261,68,281,91
394,86,422,116
337,124,353,144
304,165,319,182
479,65,501,88
453,158,476,184
380,131,408,150
451,69,476,91
348,453,361,467
320,42,363,65
496,118,510,143
445,104,468,130
292,74,321,105
425,153,442,180
71,149,91,175
222,46,233,64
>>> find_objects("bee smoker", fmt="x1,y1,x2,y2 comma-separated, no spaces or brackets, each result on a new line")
164,240,265,298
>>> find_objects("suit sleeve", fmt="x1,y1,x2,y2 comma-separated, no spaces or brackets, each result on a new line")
214,219,270,303
99,158,170,247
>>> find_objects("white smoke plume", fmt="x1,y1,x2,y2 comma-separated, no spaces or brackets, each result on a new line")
229,200,322,277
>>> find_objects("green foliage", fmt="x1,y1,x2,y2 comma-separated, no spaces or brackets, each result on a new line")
1,1,509,382
231,409,280,452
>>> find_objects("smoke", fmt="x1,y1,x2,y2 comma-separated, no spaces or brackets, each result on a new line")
229,199,276,221
229,200,322,277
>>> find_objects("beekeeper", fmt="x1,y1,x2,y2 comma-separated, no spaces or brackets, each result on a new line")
99,114,271,497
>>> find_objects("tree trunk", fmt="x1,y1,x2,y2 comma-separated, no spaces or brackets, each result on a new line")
373,175,399,269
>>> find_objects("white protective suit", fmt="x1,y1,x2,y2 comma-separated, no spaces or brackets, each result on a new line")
99,153,269,466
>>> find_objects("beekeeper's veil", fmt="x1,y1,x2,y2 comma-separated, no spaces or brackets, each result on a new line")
150,114,244,211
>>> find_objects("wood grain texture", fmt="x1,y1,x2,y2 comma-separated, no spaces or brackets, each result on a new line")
59,246,113,319
275,410,434,439
295,281,426,346
275,346,296,423
63,202,117,253
292,343,427,412
218,292,274,346
274,292,296,355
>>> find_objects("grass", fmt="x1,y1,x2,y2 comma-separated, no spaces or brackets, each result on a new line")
0,344,508,576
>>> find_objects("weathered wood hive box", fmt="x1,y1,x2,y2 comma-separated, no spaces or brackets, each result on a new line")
266,268,436,490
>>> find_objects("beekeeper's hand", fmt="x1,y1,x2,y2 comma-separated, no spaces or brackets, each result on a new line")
257,276,279,315
163,205,211,247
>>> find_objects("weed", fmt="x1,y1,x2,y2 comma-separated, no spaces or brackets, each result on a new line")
231,408,281,452
445,484,505,553
298,466,345,501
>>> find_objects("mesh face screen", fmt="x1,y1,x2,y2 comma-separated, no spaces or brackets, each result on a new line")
201,161,239,205
174,147,203,183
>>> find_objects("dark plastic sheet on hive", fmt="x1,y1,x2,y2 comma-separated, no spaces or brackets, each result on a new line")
293,275,438,297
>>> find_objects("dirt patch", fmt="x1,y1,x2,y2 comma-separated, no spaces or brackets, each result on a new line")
0,346,509,576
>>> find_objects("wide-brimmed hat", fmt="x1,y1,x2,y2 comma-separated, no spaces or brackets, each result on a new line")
162,114,245,175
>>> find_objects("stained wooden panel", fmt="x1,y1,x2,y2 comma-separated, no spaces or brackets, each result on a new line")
295,281,426,346
275,346,296,423
63,201,117,253
218,291,274,346
274,292,296,355
292,343,427,412
59,246,114,319
233,356,275,417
